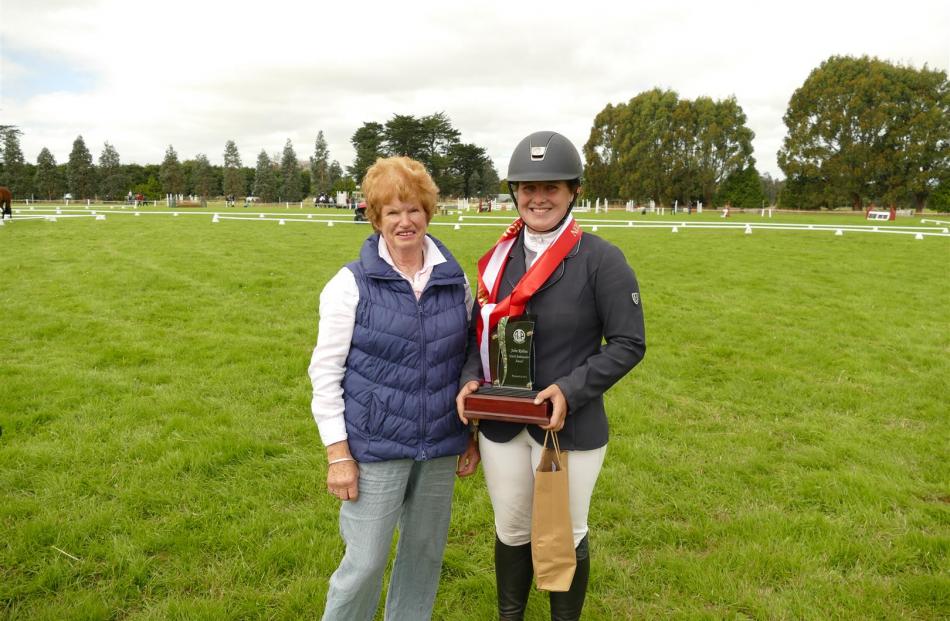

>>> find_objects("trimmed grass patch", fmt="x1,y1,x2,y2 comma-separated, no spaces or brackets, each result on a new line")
2,208,948,619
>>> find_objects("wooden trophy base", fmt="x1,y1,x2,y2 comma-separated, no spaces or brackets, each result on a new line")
464,385,552,424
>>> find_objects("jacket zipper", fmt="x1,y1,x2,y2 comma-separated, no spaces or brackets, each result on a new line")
417,293,428,460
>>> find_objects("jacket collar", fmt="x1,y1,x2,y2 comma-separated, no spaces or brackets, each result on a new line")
360,232,464,284
502,228,581,295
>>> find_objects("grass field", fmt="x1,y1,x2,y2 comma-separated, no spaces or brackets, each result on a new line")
2,205,948,620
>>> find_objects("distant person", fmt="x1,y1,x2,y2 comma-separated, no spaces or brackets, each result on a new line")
310,156,478,620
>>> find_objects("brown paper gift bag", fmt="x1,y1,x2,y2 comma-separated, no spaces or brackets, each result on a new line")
531,430,576,592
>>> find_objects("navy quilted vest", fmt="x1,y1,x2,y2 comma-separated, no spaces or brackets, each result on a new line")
342,233,469,462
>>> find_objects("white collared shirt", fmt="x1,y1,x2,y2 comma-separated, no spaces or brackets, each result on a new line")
523,227,560,268
308,235,473,446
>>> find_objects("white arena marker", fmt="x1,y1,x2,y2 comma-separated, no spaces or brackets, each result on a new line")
628,221,633,227
173,212,179,217
328,221,334,227
96,215,106,220
212,215,219,223
872,226,879,232
458,216,464,222
259,213,265,218
134,211,140,217
0,219,4,226
915,233,924,240
56,209,62,215
49,217,57,222
454,223,460,230
671,226,679,233
745,224,752,234
91,211,97,215
592,225,598,232
808,224,814,230
279,219,285,225
835,229,843,236
307,214,313,219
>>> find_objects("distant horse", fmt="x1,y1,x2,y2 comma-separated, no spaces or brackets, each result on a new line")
0,186,12,220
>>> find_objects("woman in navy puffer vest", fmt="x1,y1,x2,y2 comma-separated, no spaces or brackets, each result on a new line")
309,156,479,620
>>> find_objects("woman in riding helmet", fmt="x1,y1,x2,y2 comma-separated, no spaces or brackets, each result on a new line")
457,131,646,620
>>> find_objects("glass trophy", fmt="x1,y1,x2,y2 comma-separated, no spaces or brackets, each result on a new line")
464,315,552,424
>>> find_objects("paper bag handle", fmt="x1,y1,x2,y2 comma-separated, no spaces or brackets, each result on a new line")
542,430,564,471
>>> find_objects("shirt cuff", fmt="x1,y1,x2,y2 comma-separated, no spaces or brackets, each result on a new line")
317,416,348,447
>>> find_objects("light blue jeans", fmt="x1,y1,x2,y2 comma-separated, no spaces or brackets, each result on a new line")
321,456,457,621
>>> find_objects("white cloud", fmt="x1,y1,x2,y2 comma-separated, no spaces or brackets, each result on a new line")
2,0,948,178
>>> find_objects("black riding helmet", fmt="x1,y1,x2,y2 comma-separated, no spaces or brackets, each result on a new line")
506,131,583,231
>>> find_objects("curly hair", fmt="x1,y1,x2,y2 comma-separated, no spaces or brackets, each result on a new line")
362,156,439,229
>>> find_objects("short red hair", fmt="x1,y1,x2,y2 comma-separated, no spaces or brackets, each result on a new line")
362,156,439,229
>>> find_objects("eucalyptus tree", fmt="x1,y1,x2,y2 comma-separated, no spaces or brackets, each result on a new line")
779,55,949,210
584,89,755,205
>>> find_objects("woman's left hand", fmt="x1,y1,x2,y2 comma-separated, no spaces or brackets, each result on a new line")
456,434,480,477
535,383,567,432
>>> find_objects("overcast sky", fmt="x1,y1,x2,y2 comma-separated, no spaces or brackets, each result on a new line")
2,0,948,180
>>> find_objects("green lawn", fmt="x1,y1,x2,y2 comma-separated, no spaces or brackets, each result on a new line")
2,206,948,620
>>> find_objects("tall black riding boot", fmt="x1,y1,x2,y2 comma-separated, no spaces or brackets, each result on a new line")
495,536,534,621
549,535,590,621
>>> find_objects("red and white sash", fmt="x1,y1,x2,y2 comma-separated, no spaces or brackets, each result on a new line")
476,214,582,382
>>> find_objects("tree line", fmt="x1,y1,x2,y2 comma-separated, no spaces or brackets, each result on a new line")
0,128,351,203
584,55,948,211
348,112,499,198
0,113,500,204
2,55,947,210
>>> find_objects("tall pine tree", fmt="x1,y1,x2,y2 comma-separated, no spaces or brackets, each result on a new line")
1,128,28,196
192,153,214,198
160,145,185,196
309,131,330,196
98,142,127,200
253,150,277,202
222,140,245,198
279,139,301,202
68,135,96,199
34,148,62,200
